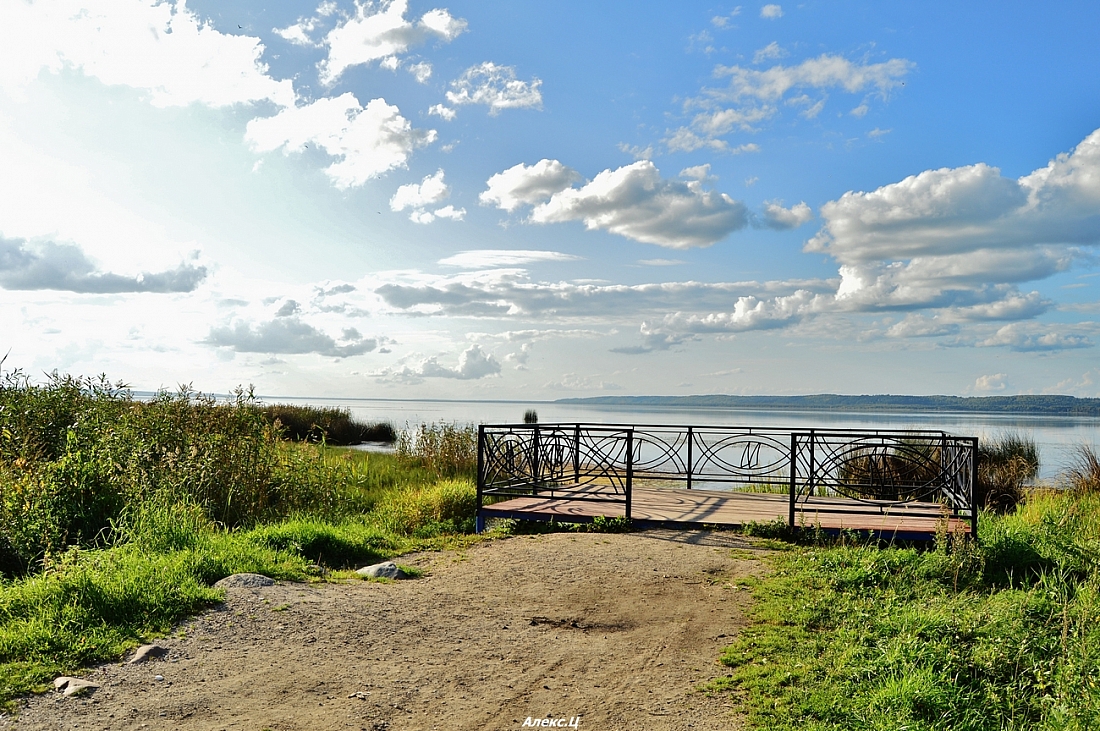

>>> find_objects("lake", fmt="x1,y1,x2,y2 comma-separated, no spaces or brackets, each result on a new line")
265,396,1100,479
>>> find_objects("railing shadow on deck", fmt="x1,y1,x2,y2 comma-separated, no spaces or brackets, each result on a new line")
476,423,977,538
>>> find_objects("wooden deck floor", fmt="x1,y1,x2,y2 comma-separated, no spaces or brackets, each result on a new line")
480,485,970,539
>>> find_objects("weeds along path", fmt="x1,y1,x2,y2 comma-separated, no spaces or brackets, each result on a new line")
7,530,767,731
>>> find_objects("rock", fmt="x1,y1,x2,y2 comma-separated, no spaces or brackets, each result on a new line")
356,561,408,580
128,644,168,664
214,573,275,588
53,677,100,697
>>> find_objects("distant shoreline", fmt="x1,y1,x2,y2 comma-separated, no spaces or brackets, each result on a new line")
554,394,1100,417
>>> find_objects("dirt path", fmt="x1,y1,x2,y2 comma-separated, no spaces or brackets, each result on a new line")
6,530,769,731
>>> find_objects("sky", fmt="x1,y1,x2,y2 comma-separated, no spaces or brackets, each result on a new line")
1,0,1099,400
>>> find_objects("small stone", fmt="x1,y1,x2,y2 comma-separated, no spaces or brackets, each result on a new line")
128,644,168,664
154,675,164,682
214,573,275,588
356,561,408,580
54,677,101,697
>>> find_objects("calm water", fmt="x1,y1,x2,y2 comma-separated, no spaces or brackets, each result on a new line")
265,396,1100,479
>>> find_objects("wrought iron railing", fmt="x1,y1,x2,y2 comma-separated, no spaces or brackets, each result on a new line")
477,423,977,535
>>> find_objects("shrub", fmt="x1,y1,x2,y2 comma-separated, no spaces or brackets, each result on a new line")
523,409,539,424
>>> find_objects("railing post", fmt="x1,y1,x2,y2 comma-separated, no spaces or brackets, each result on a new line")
573,423,581,485
625,429,634,520
531,424,541,495
969,437,979,540
476,425,486,533
809,429,816,498
788,432,797,529
686,426,693,490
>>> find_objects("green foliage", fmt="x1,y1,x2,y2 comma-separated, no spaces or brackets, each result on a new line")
523,409,539,424
718,489,1100,731
260,403,395,445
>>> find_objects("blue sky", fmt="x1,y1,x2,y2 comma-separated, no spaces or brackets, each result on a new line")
1,0,1099,399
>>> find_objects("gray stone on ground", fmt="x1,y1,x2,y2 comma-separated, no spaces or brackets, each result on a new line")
214,573,275,588
128,644,168,664
53,677,101,697
356,561,408,580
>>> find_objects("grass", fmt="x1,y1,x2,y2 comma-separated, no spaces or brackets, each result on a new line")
0,370,483,707
714,479,1100,730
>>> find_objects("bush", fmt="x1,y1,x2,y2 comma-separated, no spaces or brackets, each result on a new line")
261,404,395,445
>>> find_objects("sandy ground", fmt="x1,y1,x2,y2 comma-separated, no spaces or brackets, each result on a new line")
4,529,769,731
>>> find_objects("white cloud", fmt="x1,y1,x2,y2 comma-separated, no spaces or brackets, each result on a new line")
408,61,433,83
527,161,750,248
439,250,583,268
544,373,623,391
206,318,377,357
246,94,436,188
483,160,750,248
0,237,206,294
760,4,783,19
389,170,465,223
679,164,715,181
318,0,466,85
373,344,501,382
429,104,457,121
391,169,450,210
445,62,543,115
480,159,582,212
973,373,1008,392
638,259,685,267
758,200,813,229
753,41,787,64
0,0,295,108
976,324,1092,352
850,103,870,117
714,54,912,102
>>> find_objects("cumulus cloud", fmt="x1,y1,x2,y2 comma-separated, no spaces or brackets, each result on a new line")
389,169,464,222
246,94,436,188
318,0,466,84
480,160,582,212
206,318,377,357
758,200,813,229
0,237,206,293
760,4,783,19
482,160,749,248
373,344,501,382
0,0,294,107
973,373,1007,392
438,250,583,268
428,104,457,120
810,128,1100,314
445,62,543,115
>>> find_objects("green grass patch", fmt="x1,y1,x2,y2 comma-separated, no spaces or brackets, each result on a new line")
716,489,1100,730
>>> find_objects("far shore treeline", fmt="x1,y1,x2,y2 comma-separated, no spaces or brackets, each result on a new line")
557,393,1100,416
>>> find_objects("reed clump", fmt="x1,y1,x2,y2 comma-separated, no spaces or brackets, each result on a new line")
1065,444,1100,494
975,432,1040,513
395,422,477,478
260,403,395,446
